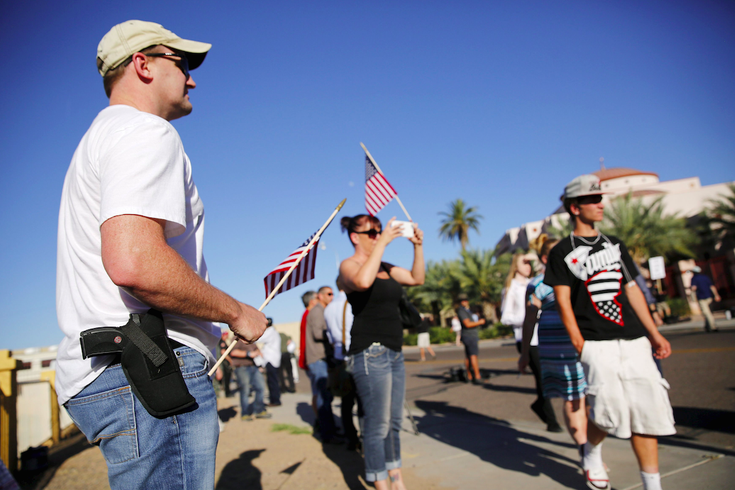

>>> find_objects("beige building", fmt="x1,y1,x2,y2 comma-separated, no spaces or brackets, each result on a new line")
495,166,735,313
496,167,733,254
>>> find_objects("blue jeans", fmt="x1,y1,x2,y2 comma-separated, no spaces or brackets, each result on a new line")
349,344,405,482
307,359,336,440
65,346,218,490
234,365,266,415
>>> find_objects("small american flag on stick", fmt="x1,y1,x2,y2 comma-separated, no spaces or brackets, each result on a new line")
263,232,320,298
365,155,398,216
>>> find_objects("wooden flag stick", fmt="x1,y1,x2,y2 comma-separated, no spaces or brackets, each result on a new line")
360,142,413,222
208,198,347,376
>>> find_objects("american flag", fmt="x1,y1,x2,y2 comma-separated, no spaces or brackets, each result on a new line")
586,270,624,325
365,155,397,216
263,232,320,299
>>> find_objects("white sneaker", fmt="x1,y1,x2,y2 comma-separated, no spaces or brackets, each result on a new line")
586,467,610,490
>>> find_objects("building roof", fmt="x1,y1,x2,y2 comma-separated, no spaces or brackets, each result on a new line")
592,167,659,181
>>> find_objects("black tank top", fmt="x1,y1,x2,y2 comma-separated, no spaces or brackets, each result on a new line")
347,262,404,354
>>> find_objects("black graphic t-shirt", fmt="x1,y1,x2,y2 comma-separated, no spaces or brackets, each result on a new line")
543,234,647,341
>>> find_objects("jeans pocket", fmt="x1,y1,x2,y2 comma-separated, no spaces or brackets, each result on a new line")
66,387,139,464
365,344,387,359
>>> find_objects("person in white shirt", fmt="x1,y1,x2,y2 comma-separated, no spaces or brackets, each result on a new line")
56,20,266,489
259,318,282,406
324,282,362,450
324,286,354,360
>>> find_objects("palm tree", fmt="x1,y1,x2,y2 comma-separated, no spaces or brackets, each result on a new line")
407,259,463,313
407,249,511,323
703,184,735,243
600,193,697,263
438,199,483,251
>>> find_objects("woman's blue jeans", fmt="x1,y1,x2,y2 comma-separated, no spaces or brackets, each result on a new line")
65,346,219,490
349,344,405,482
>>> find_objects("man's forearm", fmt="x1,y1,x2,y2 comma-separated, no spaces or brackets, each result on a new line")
101,215,254,329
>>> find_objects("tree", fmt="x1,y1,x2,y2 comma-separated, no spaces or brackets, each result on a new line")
407,248,512,323
438,199,483,251
703,183,735,245
407,259,463,314
546,216,574,240
600,193,697,263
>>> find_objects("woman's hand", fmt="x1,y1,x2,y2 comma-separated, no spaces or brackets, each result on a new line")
409,223,423,246
377,217,404,247
518,352,530,373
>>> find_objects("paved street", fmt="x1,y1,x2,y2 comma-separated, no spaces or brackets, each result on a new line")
24,319,735,489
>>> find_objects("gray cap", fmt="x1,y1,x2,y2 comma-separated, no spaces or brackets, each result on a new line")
97,20,211,76
561,174,605,200
457,293,468,302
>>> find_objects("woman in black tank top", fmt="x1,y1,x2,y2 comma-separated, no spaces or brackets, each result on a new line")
338,214,424,490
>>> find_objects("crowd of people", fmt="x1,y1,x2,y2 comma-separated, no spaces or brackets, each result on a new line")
50,17,707,490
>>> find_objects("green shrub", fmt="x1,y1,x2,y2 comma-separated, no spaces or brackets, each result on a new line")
478,323,512,340
667,298,690,317
429,326,456,344
403,332,418,346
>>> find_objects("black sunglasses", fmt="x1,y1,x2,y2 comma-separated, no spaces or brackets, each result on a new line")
352,228,382,239
578,194,603,205
145,52,190,80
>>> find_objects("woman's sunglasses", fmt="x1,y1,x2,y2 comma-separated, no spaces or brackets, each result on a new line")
352,228,382,239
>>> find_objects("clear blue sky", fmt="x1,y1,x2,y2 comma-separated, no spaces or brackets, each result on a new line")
1,0,733,351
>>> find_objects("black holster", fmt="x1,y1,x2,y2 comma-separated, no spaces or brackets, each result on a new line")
79,309,196,418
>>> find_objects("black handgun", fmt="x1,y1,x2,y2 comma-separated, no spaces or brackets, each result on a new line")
79,310,195,418
80,327,129,359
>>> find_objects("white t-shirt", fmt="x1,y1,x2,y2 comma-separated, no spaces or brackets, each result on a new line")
500,278,531,343
257,327,282,368
56,105,219,405
324,291,354,360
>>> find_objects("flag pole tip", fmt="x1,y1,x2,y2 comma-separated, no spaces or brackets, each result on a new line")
337,198,347,210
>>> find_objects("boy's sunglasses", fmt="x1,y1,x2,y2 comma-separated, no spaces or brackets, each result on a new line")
352,229,382,239
578,194,603,205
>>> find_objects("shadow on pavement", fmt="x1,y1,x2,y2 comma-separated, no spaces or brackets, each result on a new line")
672,406,735,434
296,401,316,426
414,400,585,489
321,442,367,490
218,405,238,422
216,449,265,490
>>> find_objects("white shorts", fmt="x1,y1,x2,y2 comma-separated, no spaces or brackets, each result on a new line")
580,336,676,439
417,332,431,348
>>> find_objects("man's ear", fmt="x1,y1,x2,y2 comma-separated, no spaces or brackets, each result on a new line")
130,52,154,82
569,201,580,216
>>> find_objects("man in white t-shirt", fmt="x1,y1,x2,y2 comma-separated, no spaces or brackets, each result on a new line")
56,20,267,489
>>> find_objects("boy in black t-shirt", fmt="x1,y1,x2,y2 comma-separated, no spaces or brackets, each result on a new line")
544,174,675,490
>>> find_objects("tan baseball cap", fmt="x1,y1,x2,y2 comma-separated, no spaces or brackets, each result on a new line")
561,174,606,200
97,20,211,76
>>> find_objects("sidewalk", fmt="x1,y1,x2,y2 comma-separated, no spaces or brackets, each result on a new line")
32,319,735,489
213,390,733,490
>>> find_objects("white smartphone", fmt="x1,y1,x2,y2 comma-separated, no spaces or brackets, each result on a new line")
391,220,414,238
